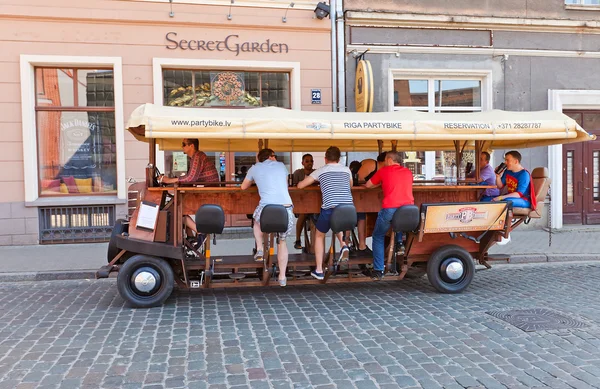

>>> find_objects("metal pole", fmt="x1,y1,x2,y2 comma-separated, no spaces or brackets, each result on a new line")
336,0,345,112
330,0,337,112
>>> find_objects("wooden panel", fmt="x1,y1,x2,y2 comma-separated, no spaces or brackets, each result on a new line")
409,233,480,255
147,185,484,216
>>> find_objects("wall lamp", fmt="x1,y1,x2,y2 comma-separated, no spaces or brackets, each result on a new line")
282,2,294,23
227,0,234,20
314,2,330,19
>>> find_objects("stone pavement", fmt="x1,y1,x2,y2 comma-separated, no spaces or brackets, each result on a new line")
1,261,600,388
0,227,598,281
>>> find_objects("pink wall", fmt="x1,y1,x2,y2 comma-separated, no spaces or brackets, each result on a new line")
0,0,332,203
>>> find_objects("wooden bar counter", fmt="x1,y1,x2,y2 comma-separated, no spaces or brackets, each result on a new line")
148,184,493,216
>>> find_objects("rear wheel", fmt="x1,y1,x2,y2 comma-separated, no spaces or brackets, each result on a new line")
107,219,128,263
426,245,474,293
117,255,174,308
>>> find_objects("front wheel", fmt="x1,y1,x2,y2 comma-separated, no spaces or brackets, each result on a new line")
117,255,174,308
427,245,474,293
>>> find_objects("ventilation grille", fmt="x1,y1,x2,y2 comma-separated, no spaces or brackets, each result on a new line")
39,206,115,244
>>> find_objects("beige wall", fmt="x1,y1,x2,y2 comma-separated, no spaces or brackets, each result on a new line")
0,0,332,245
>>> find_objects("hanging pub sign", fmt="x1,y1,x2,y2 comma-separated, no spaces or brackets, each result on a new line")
355,59,373,112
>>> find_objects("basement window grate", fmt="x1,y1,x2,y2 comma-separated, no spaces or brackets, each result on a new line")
39,206,115,244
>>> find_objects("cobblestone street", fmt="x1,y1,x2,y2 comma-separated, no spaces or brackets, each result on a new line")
1,262,600,389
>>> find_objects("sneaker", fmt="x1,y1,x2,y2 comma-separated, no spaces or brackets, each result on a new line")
294,240,302,250
254,251,264,262
372,270,384,281
356,247,373,256
278,277,287,287
338,245,350,262
311,270,325,280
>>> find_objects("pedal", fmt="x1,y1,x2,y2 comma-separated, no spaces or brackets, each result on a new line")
189,280,201,288
95,265,114,279
289,271,307,277
228,273,246,280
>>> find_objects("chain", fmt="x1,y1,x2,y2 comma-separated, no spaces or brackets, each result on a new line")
547,186,552,247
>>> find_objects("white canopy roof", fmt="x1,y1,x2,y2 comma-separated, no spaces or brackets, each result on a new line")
127,103,595,151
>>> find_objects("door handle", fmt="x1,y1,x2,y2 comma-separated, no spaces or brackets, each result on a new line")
585,167,588,175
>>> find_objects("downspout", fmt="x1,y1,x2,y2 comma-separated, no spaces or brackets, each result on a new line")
336,0,345,112
330,0,337,112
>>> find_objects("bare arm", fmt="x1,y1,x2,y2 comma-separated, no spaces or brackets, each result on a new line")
240,178,253,190
495,174,504,189
297,175,316,189
365,179,379,188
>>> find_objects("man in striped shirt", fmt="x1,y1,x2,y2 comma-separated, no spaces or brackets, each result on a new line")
297,146,353,280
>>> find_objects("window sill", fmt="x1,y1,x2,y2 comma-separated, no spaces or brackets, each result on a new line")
565,4,600,11
26,195,127,207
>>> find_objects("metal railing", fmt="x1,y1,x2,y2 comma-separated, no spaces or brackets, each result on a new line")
39,206,115,244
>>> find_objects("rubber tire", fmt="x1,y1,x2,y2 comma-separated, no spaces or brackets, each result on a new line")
107,219,128,263
117,255,174,308
426,245,475,294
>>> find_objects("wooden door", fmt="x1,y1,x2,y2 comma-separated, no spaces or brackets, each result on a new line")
563,111,600,225
582,113,600,224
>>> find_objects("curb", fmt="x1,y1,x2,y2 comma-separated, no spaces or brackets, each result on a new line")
1,254,600,282
492,254,600,264
0,270,98,283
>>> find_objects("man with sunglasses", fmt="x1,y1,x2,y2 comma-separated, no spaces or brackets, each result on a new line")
291,153,315,250
160,138,220,240
160,139,220,185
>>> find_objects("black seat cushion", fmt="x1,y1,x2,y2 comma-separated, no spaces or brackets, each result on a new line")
391,205,420,233
260,205,289,233
330,204,357,233
195,204,225,234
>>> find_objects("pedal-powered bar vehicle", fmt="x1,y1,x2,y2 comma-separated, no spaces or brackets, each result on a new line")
98,104,594,307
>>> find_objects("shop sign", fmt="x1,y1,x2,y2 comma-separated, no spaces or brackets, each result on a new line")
355,59,373,112
311,89,322,104
165,32,288,56
422,202,508,233
60,119,97,177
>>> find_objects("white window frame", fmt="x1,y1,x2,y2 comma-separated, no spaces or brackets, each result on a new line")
152,58,302,171
388,69,493,178
565,0,599,5
20,55,126,204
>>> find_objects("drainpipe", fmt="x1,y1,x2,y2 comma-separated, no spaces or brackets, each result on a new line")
330,0,337,112
336,0,345,112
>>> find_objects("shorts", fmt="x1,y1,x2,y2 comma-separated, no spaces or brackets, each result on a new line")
357,212,366,221
253,204,295,239
315,208,339,233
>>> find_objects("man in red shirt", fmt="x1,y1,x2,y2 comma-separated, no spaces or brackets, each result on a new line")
365,151,414,280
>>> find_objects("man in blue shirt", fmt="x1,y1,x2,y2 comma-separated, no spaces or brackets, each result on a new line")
488,150,532,208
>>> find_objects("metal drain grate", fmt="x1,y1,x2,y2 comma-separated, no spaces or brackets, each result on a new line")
487,308,587,332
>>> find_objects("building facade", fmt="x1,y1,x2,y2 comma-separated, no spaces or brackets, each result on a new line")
0,0,332,245
343,0,600,229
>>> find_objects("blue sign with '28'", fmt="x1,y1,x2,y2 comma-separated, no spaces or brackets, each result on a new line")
311,89,322,104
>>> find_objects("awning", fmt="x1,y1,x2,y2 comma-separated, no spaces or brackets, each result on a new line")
127,103,595,151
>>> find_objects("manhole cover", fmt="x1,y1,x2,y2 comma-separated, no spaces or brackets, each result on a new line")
486,308,588,332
